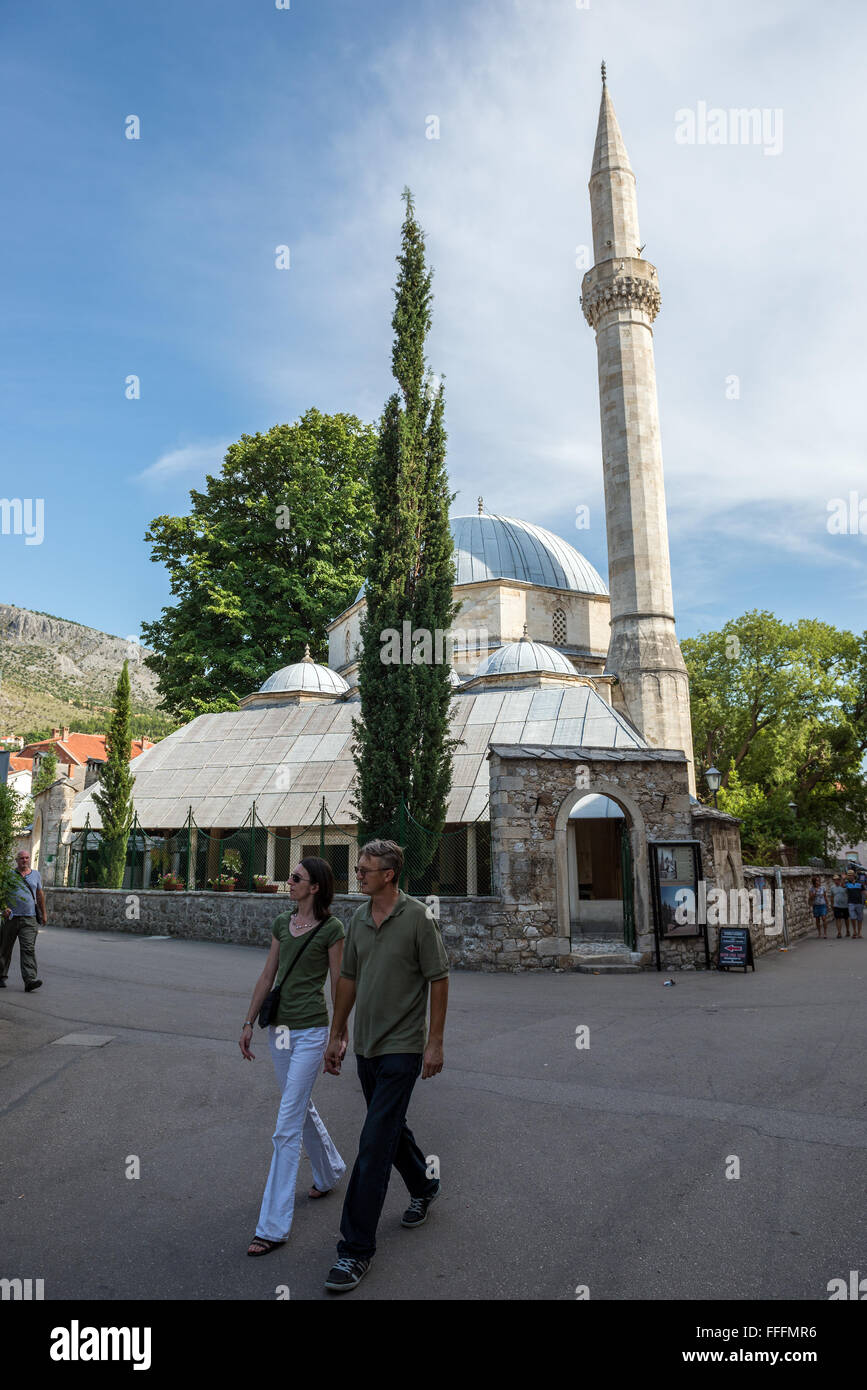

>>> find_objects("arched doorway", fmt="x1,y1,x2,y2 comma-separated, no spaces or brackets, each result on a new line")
567,793,635,946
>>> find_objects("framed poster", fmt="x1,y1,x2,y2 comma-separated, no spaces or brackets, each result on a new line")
649,839,710,970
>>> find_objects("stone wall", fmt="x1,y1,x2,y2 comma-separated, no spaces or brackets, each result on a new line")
742,866,819,956
43,887,555,971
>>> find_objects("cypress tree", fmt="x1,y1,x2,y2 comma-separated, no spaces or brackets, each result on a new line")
352,190,459,852
93,661,136,888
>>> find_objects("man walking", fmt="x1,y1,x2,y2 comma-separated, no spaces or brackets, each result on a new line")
322,839,449,1293
845,867,864,940
1,850,46,991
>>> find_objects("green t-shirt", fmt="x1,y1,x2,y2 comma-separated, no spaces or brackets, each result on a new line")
340,890,450,1058
272,913,345,1029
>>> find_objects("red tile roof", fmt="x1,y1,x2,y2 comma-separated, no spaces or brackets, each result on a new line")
20,734,154,766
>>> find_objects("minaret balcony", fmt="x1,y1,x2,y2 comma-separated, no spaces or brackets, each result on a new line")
581,256,661,331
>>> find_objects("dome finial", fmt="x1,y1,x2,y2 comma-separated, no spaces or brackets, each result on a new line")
522,622,529,640
302,642,312,662
478,496,484,515
601,60,607,86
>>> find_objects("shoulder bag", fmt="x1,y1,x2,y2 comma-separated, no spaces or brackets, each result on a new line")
257,918,325,1028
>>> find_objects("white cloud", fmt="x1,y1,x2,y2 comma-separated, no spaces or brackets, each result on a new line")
135,440,232,485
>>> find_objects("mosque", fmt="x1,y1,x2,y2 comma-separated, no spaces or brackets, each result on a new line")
60,73,741,969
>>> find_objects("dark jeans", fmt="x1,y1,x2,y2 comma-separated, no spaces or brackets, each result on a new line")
338,1052,437,1261
0,915,39,984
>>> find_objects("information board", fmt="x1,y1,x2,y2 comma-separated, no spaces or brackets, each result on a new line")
717,925,755,972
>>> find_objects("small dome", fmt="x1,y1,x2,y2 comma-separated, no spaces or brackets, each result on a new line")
448,668,464,688
259,644,349,697
471,635,577,680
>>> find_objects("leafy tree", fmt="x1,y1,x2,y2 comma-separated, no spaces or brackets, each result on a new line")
142,409,376,720
32,751,58,796
0,783,18,912
352,190,459,850
92,662,136,888
683,610,867,861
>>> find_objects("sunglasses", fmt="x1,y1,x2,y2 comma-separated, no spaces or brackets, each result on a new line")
290,873,309,884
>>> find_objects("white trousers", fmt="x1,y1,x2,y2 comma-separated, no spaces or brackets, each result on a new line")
255,1024,345,1241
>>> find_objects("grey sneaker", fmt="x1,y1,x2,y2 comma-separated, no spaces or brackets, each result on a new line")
401,1182,441,1228
324,1255,371,1292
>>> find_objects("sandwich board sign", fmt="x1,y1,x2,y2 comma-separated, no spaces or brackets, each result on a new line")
717,925,755,973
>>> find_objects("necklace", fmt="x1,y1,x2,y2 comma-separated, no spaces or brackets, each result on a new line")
290,914,318,935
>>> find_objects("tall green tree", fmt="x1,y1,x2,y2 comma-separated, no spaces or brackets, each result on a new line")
93,662,136,888
32,751,58,796
683,610,867,861
142,410,376,720
0,783,18,912
352,190,459,846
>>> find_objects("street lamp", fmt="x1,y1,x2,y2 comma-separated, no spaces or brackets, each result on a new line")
788,802,798,818
705,766,721,809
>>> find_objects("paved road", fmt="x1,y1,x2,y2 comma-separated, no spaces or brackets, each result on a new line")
1,924,865,1300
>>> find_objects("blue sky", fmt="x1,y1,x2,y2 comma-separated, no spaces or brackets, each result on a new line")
1,0,865,648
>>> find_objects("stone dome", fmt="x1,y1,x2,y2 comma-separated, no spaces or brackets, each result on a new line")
259,645,349,697
450,513,608,593
471,636,578,680
355,511,608,603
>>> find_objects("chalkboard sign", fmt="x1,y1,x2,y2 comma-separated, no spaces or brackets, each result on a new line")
718,926,755,972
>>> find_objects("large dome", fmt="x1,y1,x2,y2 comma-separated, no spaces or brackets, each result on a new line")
450,513,607,593
355,512,607,603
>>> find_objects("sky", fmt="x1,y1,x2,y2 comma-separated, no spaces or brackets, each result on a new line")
1,0,865,648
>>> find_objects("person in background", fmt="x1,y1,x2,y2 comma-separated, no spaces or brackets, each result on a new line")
830,874,850,939
845,867,864,940
0,850,46,991
808,876,828,938
239,857,347,1256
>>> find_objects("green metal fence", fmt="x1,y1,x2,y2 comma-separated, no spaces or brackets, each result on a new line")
57,796,492,898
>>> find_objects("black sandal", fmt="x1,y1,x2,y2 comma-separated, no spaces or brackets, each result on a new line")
247,1236,286,1257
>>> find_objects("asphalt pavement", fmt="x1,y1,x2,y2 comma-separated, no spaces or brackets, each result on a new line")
1,923,865,1301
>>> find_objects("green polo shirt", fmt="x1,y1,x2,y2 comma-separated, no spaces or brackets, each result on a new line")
341,890,450,1058
272,913,344,1029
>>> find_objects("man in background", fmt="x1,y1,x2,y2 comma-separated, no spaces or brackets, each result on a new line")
1,849,46,990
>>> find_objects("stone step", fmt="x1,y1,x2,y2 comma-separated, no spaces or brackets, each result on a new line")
574,960,641,974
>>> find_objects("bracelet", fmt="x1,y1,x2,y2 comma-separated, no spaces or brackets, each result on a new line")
243,1021,254,1029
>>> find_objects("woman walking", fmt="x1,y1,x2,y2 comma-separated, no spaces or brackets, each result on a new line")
239,857,347,1255
808,877,828,938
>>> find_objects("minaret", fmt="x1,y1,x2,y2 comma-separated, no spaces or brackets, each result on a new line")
581,65,695,792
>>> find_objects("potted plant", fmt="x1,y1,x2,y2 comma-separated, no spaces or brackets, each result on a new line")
253,875,279,894
209,873,237,892
159,872,185,891
222,848,243,888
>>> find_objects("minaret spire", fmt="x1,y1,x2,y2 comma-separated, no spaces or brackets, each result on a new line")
590,76,641,262
580,72,696,792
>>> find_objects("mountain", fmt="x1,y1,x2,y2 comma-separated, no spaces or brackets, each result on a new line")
0,604,175,741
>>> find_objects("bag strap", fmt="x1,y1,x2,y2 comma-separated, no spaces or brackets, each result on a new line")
274,917,326,993
17,872,38,908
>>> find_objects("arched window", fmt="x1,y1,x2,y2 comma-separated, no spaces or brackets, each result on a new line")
553,608,567,644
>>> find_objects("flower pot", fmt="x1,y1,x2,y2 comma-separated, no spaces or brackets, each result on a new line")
254,883,279,893
216,882,236,892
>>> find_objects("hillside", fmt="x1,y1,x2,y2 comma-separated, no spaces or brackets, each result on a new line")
0,604,176,741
